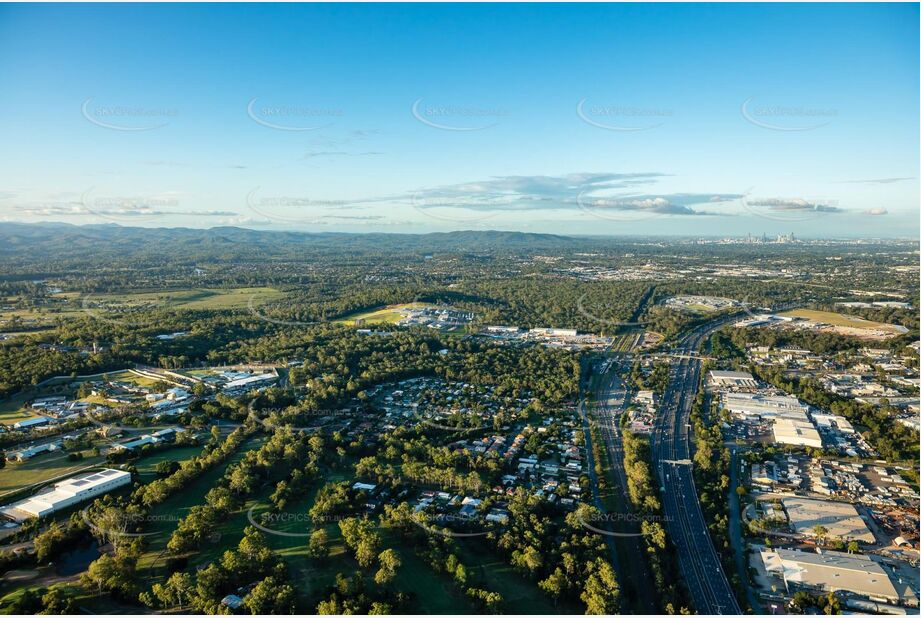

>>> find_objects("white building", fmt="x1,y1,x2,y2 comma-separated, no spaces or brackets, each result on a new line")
773,418,823,448
12,416,53,430
782,497,875,543
222,373,277,392
812,413,855,434
529,327,578,338
722,392,810,421
485,325,522,334
8,442,61,462
761,548,901,604
709,370,758,388
1,469,132,521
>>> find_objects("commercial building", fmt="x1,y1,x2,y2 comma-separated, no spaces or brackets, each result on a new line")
781,497,876,543
0,469,132,521
12,416,53,430
528,328,578,338
812,413,855,434
772,418,823,448
8,441,61,462
709,370,758,389
110,427,183,451
222,373,277,392
721,392,810,421
761,548,901,604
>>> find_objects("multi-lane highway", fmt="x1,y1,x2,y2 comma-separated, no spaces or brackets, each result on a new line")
589,356,658,614
650,315,742,615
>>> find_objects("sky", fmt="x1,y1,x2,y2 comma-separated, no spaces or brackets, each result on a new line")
0,2,918,238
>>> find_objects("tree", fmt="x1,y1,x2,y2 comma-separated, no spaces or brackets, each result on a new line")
791,590,815,612
466,588,503,614
90,506,132,552
307,528,329,560
151,571,194,610
846,540,859,554
317,593,342,614
40,587,74,614
580,559,619,614
80,541,141,598
538,567,569,601
374,549,401,586
8,588,43,614
822,592,842,615
813,525,828,546
33,522,67,563
156,460,180,477
338,517,381,569
244,576,297,614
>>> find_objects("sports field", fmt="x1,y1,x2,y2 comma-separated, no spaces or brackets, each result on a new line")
335,302,433,326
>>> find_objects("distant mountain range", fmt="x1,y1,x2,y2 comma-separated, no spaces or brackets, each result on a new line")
0,222,583,259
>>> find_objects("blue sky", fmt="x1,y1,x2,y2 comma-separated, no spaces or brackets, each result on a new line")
0,2,918,237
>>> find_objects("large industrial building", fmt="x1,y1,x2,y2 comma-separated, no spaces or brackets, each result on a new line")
709,370,758,389
721,391,823,448
772,418,823,448
0,469,132,522
761,548,902,604
782,496,876,543
721,392,810,420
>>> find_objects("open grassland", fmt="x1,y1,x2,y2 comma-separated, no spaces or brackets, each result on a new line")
60,286,286,311
0,391,40,425
0,455,106,500
454,537,576,614
780,309,904,333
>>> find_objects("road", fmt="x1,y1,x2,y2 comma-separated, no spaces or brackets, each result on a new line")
576,369,623,581
588,356,658,614
729,445,763,612
650,314,742,615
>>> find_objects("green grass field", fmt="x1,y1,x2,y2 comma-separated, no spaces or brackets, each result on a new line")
133,445,205,483
0,288,287,330
779,309,903,332
0,439,203,502
137,436,266,576
68,286,286,311
0,392,40,426
0,455,106,501
335,302,433,326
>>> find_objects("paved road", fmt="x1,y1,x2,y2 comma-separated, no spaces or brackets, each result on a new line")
651,315,742,615
589,357,658,614
577,370,623,580
729,445,764,612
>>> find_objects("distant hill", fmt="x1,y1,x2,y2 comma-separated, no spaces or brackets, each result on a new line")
0,222,582,261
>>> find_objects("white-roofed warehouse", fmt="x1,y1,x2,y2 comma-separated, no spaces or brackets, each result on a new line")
0,469,132,522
